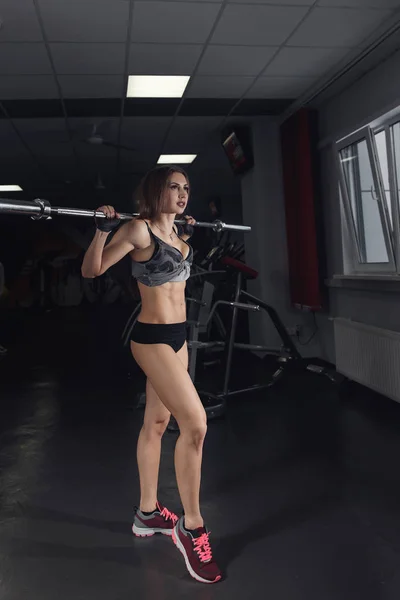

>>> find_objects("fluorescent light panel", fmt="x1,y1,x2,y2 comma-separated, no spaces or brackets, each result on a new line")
157,155,197,165
127,75,190,98
0,185,23,191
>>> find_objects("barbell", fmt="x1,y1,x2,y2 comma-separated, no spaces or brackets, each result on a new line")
0,198,251,233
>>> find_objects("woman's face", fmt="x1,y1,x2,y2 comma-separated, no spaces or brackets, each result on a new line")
162,172,189,215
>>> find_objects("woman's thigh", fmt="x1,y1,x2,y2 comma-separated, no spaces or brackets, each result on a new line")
131,341,205,426
144,380,171,426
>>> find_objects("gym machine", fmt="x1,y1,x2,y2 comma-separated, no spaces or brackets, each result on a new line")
194,255,338,421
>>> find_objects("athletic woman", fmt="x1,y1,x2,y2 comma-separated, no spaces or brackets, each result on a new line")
81,166,221,584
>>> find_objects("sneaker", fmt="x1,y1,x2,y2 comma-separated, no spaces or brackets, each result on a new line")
132,501,178,537
172,516,222,584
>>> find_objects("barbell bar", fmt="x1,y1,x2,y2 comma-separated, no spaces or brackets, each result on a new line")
0,197,251,233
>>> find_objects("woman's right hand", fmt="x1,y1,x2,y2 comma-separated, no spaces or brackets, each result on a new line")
94,205,121,232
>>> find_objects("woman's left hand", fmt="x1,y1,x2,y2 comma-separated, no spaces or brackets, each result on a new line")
181,215,196,238
184,215,196,226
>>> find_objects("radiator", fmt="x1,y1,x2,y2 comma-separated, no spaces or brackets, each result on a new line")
334,318,400,403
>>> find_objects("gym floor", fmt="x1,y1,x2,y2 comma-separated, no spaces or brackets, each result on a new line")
1,305,400,599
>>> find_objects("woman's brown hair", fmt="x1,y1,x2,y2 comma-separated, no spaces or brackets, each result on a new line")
135,165,189,220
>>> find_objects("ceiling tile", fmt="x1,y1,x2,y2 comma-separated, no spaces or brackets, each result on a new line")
131,2,221,44
0,143,31,161
228,0,314,3
186,76,254,98
246,76,315,98
0,121,27,149
129,44,203,75
150,0,223,2
121,117,171,150
50,44,126,75
198,45,278,76
13,118,69,142
0,161,39,182
264,46,351,77
37,154,78,177
59,75,124,98
0,76,59,100
0,44,51,75
211,5,309,45
164,116,221,152
0,162,36,180
75,142,117,161
0,0,43,41
30,143,77,160
38,0,130,42
319,0,400,7
79,159,113,174
118,150,156,175
288,7,393,47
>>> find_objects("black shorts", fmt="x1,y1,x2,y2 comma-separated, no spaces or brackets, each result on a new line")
130,321,187,353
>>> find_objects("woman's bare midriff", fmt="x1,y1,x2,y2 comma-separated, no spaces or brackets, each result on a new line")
137,280,187,324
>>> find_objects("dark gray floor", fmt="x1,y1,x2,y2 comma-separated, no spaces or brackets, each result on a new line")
1,306,400,599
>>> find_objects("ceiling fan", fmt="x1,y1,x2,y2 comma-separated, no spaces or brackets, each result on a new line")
33,120,138,153
81,123,138,153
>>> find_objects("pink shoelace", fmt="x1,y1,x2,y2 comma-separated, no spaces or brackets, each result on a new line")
160,506,178,525
194,532,213,563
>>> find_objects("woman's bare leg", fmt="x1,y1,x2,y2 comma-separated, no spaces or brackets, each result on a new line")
173,343,204,529
136,379,171,513
131,341,207,530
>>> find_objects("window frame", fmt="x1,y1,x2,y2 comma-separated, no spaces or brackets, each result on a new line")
375,122,400,273
336,126,396,274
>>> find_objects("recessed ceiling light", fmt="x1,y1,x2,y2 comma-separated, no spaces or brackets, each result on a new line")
127,75,190,98
157,155,197,165
0,185,23,192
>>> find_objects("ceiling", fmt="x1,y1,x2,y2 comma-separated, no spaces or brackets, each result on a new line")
1,0,400,207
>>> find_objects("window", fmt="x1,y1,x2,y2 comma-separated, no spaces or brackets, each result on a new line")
391,122,400,193
337,127,395,273
335,105,400,275
374,130,392,227
390,121,400,233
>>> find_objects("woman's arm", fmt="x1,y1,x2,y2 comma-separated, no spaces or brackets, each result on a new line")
81,223,134,278
81,209,147,278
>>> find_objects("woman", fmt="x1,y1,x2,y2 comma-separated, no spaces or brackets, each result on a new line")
81,166,221,585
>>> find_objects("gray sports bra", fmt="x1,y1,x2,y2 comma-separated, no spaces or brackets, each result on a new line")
131,221,193,287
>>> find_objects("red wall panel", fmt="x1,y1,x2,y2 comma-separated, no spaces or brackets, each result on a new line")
280,108,325,311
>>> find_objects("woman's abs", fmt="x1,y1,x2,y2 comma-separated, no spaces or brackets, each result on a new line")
137,281,187,324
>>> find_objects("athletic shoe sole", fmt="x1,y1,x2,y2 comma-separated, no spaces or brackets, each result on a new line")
132,523,173,537
172,526,222,584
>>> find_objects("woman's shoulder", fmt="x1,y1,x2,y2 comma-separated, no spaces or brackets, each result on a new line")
127,218,152,248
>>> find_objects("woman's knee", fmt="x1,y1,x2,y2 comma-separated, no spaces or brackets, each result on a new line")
179,412,208,448
143,416,170,438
